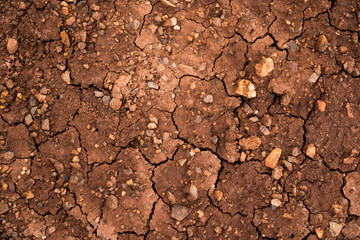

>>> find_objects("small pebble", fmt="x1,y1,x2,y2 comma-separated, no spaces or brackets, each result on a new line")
99,22,106,29
170,17,177,26
102,96,111,105
203,94,214,103
329,222,344,237
271,198,282,207
283,160,293,171
24,114,33,125
72,156,80,163
316,35,328,53
42,119,50,131
5,79,14,89
65,16,76,26
94,91,104,98
308,72,320,83
78,42,87,50
265,148,282,169
147,122,157,129
211,136,218,144
235,79,256,98
317,100,326,112
40,87,48,95
292,147,301,157
147,82,159,90
197,210,204,219
25,191,35,199
129,104,137,112
110,98,122,111
56,46,63,53
189,184,198,200
162,57,169,65
272,166,283,180
198,62,207,72
0,203,9,215
214,190,223,201
214,226,222,234
315,228,324,239
239,136,261,150
255,57,274,77
64,202,73,209
167,191,176,204
212,18,222,27
60,31,71,47
7,38,18,54
61,71,71,84
106,195,118,209
260,125,270,135
339,46,348,53
305,143,316,158
54,161,64,173
92,12,101,21
343,157,355,164
194,115,202,124
30,107,37,115
4,152,14,161
171,205,190,221
287,156,298,164
133,19,141,30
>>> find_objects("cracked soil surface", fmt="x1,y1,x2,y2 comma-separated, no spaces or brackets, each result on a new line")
0,0,360,239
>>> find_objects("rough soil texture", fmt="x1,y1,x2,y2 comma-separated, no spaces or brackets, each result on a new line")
0,0,359,239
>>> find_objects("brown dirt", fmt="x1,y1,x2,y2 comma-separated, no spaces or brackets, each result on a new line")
0,0,359,239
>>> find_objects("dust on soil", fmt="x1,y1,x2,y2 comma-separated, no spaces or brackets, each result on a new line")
0,0,360,239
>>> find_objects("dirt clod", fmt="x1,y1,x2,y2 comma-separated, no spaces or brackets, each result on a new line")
239,136,262,150
0,1,358,239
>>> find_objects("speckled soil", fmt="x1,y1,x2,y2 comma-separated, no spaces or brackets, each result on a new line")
0,0,359,239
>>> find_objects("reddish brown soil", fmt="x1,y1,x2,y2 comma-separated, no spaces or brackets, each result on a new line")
0,0,360,239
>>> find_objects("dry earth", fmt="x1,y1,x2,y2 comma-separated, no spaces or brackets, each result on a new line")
0,0,360,239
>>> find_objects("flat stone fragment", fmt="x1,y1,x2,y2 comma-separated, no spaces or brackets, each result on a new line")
265,148,282,169
147,82,159,90
171,205,190,221
24,114,33,125
308,72,320,83
0,203,9,215
329,221,344,237
42,119,50,131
